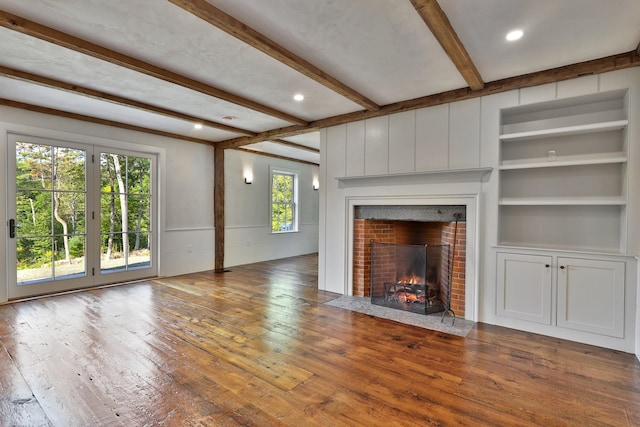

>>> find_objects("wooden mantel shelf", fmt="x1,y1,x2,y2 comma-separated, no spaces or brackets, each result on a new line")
336,167,493,187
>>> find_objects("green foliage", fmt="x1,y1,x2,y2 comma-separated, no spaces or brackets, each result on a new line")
15,143,152,273
16,143,85,270
68,236,85,258
271,172,296,232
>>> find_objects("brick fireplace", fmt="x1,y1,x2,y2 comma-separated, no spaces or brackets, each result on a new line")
352,206,466,316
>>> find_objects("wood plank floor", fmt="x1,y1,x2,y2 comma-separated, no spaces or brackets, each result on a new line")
1,253,639,426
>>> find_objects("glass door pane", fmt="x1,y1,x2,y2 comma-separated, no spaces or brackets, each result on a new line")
9,136,89,299
99,152,153,277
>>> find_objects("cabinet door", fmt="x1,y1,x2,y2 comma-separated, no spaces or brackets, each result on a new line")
497,253,552,324
557,257,625,337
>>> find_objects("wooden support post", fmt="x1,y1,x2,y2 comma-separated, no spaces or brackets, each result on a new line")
214,146,225,272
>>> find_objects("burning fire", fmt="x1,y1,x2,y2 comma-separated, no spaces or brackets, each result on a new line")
397,274,424,285
388,275,440,306
394,292,426,304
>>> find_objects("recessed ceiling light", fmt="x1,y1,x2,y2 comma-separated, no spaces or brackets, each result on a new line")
194,123,203,129
293,94,304,101
506,29,524,42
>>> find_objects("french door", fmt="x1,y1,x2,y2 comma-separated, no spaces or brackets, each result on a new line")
7,134,157,300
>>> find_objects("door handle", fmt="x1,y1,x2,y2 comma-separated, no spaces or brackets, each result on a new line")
9,219,15,238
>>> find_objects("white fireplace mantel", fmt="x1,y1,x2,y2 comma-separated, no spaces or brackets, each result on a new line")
336,167,492,188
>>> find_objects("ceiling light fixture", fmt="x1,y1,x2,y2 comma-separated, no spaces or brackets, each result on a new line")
293,94,304,101
506,29,524,42
194,123,203,129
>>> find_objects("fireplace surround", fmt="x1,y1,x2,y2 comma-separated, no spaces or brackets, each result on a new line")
345,196,478,321
353,205,466,316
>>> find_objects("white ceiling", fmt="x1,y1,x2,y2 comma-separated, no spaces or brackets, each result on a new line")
0,0,639,165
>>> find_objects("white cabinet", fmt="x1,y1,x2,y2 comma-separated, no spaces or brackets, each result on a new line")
497,252,626,338
557,257,625,338
494,88,635,347
498,90,629,254
497,253,552,324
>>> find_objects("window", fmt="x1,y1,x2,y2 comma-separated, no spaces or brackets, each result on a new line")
271,169,298,233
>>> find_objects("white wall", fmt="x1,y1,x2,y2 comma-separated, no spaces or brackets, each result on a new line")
161,139,215,277
224,149,319,267
319,68,640,353
0,105,215,302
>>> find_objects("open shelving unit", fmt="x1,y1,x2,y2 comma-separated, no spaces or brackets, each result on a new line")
498,90,629,254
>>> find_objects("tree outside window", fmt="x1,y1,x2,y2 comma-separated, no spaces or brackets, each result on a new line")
15,142,86,282
271,170,298,233
100,153,152,273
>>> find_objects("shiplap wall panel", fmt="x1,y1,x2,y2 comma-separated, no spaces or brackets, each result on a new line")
346,121,365,177
449,98,480,169
389,111,416,174
364,116,389,175
520,83,556,105
320,124,348,293
415,104,449,171
557,75,599,99
480,90,519,168
326,124,347,179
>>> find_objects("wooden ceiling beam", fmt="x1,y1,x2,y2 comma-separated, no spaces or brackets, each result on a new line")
218,125,315,149
0,9,307,126
218,50,640,149
270,139,320,153
168,0,380,112
0,98,217,145
0,65,256,137
410,0,484,90
235,147,318,166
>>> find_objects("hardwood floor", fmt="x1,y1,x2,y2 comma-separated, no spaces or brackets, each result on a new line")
1,253,639,426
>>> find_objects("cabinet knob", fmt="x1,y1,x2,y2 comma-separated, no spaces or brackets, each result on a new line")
545,264,550,268
560,265,565,270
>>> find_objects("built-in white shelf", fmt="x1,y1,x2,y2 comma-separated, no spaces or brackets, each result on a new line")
499,120,628,142
498,90,629,254
499,152,627,170
499,196,627,206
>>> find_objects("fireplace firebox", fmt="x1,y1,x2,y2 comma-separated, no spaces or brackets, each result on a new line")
370,242,450,315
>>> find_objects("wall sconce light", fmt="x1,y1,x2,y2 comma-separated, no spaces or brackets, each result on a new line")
244,172,253,184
